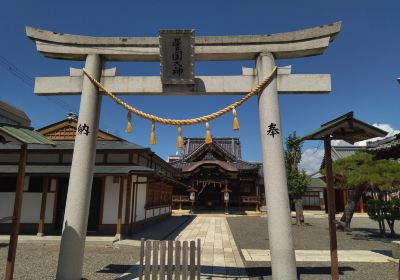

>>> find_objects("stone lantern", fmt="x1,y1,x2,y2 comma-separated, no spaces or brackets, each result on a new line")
221,182,232,214
187,186,198,214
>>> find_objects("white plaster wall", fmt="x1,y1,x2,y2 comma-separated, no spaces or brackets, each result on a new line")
0,193,54,223
135,176,147,221
102,176,119,224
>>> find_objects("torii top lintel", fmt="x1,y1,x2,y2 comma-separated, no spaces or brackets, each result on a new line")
26,22,341,61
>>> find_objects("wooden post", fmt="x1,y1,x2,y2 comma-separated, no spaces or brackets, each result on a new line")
139,238,145,280
37,177,49,237
358,196,365,213
324,136,339,280
125,175,132,234
116,176,124,239
5,144,27,280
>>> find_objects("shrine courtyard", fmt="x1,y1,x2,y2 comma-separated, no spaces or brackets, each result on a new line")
0,213,398,280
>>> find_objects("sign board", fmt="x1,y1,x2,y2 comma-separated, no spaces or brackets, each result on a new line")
159,29,195,84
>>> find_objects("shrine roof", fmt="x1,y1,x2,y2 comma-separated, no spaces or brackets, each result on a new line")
367,133,400,153
0,140,145,150
0,101,31,127
300,112,387,144
0,165,153,175
181,137,241,160
0,124,55,146
320,145,366,169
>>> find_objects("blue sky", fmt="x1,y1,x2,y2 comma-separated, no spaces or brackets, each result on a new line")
0,1,399,172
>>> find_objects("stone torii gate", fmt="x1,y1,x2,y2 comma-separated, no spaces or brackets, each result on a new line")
26,22,340,280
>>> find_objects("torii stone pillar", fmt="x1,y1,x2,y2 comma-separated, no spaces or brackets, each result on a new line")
257,53,296,279
56,54,103,280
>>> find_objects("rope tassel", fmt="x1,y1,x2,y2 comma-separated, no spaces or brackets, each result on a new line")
232,108,240,131
125,111,133,133
176,126,183,148
150,121,156,145
205,122,212,144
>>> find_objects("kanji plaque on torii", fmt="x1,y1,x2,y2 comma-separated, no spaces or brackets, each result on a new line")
27,22,341,280
159,29,195,84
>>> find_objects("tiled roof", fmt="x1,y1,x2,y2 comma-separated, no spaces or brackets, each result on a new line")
0,101,31,126
320,145,365,168
182,138,241,160
0,140,145,150
300,112,387,144
367,133,400,152
0,165,154,175
331,146,365,161
0,124,54,146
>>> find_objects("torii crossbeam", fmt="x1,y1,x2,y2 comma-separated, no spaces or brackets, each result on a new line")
27,22,341,280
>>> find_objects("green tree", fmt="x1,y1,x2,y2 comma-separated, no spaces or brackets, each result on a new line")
328,151,400,230
366,197,400,237
285,132,310,225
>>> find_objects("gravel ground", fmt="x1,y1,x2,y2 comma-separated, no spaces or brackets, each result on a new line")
227,216,400,280
0,216,192,280
0,243,140,279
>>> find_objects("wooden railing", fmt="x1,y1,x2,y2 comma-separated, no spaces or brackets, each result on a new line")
144,204,171,210
240,196,260,204
172,195,190,203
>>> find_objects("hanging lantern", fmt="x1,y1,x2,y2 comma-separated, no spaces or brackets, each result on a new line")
232,108,240,131
176,126,183,148
150,121,156,145
125,111,133,133
205,122,212,144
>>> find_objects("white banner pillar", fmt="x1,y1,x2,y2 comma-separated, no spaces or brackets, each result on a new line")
56,54,103,280
257,52,297,280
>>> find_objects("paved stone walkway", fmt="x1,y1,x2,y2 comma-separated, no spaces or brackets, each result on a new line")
176,216,247,279
241,249,396,263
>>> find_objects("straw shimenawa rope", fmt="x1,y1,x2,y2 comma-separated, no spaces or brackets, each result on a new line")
82,66,277,126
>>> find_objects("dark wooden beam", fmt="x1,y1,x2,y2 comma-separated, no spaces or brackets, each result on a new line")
37,177,49,236
116,176,124,239
324,136,339,280
124,175,132,227
5,144,27,280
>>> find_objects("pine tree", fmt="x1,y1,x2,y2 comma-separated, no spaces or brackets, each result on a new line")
329,151,400,230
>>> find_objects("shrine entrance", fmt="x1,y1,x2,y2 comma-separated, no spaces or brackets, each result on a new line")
196,180,226,210
27,22,340,280
171,138,262,212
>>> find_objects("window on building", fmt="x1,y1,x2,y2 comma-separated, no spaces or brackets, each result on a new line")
28,176,45,192
0,176,17,192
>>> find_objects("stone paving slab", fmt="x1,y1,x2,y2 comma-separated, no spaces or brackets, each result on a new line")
241,249,396,263
119,216,248,279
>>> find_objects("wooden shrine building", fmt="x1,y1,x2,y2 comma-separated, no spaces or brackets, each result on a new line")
170,137,263,211
0,113,182,237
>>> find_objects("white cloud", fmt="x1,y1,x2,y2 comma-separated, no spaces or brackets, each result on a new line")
299,148,324,175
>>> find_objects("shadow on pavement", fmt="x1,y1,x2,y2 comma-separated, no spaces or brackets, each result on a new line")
130,215,195,241
348,228,397,243
97,264,133,275
112,264,247,279
244,266,355,278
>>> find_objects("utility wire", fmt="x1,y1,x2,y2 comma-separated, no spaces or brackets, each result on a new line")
0,55,116,132
0,55,78,113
